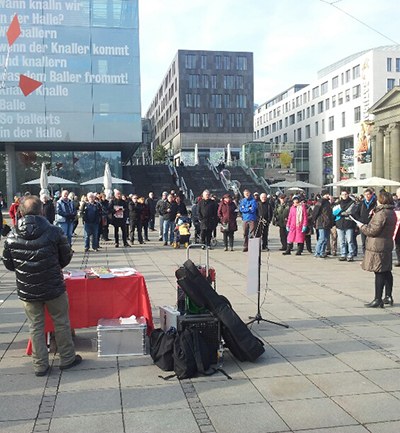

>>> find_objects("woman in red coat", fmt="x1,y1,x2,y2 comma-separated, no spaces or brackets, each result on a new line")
217,194,238,251
283,196,308,255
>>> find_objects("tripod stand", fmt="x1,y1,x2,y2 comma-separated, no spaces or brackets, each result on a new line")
246,218,288,328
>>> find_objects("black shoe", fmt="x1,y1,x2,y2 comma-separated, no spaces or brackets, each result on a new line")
365,299,384,308
230,247,234,251
383,296,394,306
145,238,150,242
115,244,119,248
124,243,131,247
60,355,82,370
242,248,248,252
321,254,327,258
159,237,163,241
279,247,286,251
295,251,302,255
395,262,400,267
307,249,313,253
35,366,49,377
163,242,168,246
84,248,89,252
282,250,291,255
224,247,228,251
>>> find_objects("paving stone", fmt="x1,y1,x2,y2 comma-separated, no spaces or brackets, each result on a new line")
50,413,123,433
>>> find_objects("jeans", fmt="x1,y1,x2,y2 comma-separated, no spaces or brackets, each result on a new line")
84,222,99,250
163,219,175,243
159,216,164,238
57,221,74,246
337,228,356,258
22,292,76,373
315,228,329,256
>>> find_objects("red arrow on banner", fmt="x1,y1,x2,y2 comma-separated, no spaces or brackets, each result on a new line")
19,74,42,96
7,15,21,46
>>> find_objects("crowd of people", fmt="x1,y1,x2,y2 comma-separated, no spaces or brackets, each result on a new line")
1,184,400,378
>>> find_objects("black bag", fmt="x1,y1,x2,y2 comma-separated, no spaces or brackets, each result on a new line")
149,328,176,371
173,327,212,379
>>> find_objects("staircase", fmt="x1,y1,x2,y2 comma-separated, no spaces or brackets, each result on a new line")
176,166,227,199
227,166,267,195
124,165,177,197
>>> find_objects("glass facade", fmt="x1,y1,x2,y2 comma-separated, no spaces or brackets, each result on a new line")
0,0,141,143
242,142,309,182
14,150,121,196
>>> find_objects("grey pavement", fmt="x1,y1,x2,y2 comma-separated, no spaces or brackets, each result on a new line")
1,222,400,433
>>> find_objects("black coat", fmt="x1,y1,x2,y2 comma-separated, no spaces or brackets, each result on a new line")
198,199,218,230
160,200,178,221
2,215,72,302
42,200,55,224
353,195,377,224
109,198,128,226
128,201,143,222
335,198,357,230
312,198,333,229
257,200,273,223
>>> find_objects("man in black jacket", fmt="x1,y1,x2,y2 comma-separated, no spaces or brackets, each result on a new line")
128,194,144,244
333,190,357,261
256,193,273,250
160,194,178,246
198,189,218,248
353,188,377,254
109,189,129,247
312,190,333,258
2,195,81,376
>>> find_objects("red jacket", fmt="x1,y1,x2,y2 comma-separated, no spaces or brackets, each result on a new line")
217,200,238,232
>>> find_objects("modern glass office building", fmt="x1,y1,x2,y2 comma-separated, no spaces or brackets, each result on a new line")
0,0,141,204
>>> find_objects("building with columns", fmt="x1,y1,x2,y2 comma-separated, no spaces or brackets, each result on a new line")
253,45,400,187
369,86,400,182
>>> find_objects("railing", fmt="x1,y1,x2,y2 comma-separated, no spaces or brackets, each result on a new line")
205,158,220,180
236,160,271,194
220,170,242,198
168,164,180,188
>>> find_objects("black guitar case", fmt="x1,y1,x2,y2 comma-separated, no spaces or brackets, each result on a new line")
175,259,265,362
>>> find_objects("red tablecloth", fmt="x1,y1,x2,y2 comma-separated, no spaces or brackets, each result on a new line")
26,273,154,355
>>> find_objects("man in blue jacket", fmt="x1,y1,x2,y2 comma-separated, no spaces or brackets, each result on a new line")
239,189,258,252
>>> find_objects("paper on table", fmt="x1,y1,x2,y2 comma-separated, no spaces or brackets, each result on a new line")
64,269,87,279
109,267,137,276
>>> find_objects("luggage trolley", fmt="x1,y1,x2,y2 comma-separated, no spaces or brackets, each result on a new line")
176,244,216,314
176,244,221,365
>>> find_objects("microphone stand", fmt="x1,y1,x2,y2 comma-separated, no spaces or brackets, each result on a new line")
246,216,289,328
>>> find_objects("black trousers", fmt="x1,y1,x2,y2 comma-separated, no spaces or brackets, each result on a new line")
114,223,127,245
279,226,287,249
374,271,393,299
201,228,213,246
223,230,234,248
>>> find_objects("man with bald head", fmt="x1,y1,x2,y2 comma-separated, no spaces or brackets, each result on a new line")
2,195,81,376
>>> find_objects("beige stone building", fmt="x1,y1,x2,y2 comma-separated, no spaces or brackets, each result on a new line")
369,86,400,182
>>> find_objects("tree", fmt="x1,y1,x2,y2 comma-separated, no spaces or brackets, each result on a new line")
279,151,293,168
153,145,167,164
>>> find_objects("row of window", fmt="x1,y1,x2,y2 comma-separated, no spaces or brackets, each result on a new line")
189,113,244,128
185,54,248,71
185,93,247,109
386,57,400,73
188,74,244,90
255,107,361,141
255,85,361,127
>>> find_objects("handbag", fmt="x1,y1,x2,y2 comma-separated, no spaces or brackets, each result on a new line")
220,222,229,232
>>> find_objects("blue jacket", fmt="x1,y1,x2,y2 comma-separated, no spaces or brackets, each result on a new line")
239,197,258,222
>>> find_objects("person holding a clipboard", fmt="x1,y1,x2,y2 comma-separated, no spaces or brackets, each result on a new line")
351,191,396,308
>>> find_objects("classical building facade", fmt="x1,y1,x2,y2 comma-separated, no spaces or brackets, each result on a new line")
253,45,400,187
369,86,400,182
145,50,254,165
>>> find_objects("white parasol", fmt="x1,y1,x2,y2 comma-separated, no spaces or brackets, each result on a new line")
39,162,49,196
103,162,113,200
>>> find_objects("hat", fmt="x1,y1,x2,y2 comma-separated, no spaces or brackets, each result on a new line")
321,189,330,196
292,195,300,201
162,191,168,196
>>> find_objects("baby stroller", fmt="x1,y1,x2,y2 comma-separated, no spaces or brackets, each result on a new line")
173,215,191,248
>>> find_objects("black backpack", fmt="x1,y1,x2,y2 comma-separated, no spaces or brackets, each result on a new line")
173,327,212,379
149,328,176,371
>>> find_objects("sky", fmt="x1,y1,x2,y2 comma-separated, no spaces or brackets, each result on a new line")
138,0,400,114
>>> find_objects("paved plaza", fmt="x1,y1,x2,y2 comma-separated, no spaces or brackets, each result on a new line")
1,222,400,433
